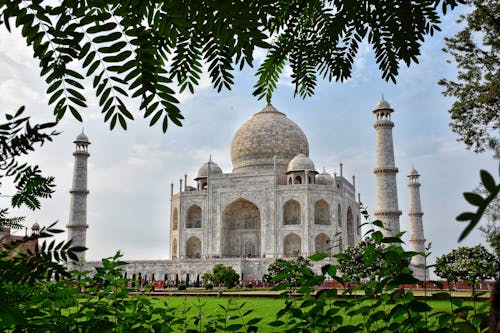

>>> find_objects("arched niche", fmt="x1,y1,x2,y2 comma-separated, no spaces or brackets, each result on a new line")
283,233,301,257
186,204,202,228
172,208,178,230
222,198,260,258
186,236,201,258
172,238,177,259
357,216,361,235
347,207,354,247
314,199,330,225
283,199,301,225
337,204,342,227
315,233,330,254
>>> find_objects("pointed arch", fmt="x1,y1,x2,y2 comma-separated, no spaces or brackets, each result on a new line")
283,233,301,257
172,238,177,259
315,233,330,254
222,198,260,257
347,207,354,247
186,204,202,228
186,236,201,258
172,208,178,230
283,199,301,225
314,199,330,225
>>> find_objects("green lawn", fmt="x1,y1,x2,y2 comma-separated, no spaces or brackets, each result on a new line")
151,295,487,332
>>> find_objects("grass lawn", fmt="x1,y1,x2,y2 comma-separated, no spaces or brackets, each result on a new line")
151,295,487,332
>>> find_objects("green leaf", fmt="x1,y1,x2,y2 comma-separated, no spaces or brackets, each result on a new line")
93,31,122,44
456,212,474,222
480,170,497,193
48,89,63,105
309,253,327,261
463,192,484,206
87,22,117,34
381,237,404,243
408,300,432,312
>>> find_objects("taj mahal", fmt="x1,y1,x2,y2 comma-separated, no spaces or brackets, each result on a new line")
70,98,427,281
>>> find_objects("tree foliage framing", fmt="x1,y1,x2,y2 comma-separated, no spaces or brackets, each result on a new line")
0,0,464,132
439,0,499,153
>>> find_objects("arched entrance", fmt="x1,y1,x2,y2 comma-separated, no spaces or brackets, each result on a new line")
222,198,260,258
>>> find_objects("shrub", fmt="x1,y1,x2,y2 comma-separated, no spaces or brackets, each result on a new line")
205,283,214,290
177,284,187,291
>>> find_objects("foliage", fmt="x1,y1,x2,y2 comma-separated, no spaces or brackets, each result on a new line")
434,244,497,284
438,0,499,153
336,224,411,283
268,220,489,332
475,181,500,258
480,221,500,259
456,169,500,241
0,223,85,329
0,0,464,132
262,256,313,287
203,264,240,289
1,217,492,332
177,283,187,291
0,107,58,227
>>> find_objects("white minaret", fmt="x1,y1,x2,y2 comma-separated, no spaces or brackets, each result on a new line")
408,167,427,280
66,131,90,261
373,97,401,236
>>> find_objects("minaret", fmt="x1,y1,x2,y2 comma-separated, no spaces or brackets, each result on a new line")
66,131,90,261
408,167,427,280
373,97,401,236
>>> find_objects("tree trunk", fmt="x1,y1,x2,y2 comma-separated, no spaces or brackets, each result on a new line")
490,278,500,333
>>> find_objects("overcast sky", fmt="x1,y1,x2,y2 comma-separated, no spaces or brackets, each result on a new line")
1,7,496,278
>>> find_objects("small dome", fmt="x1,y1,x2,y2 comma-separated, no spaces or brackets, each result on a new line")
408,167,419,177
195,158,222,179
287,153,316,172
31,222,40,231
316,169,334,185
75,130,89,143
373,96,392,111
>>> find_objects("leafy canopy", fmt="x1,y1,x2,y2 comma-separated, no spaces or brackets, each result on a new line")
203,263,240,289
262,256,313,287
434,244,497,283
439,0,499,153
0,0,464,133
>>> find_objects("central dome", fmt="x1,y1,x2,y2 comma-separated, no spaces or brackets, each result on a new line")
231,104,309,174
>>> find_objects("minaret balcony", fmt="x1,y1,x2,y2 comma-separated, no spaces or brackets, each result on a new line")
373,120,394,128
373,167,398,174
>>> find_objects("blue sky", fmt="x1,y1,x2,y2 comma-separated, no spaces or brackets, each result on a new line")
0,6,496,277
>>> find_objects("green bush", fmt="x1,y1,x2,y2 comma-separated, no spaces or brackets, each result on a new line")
177,284,187,291
205,283,214,290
